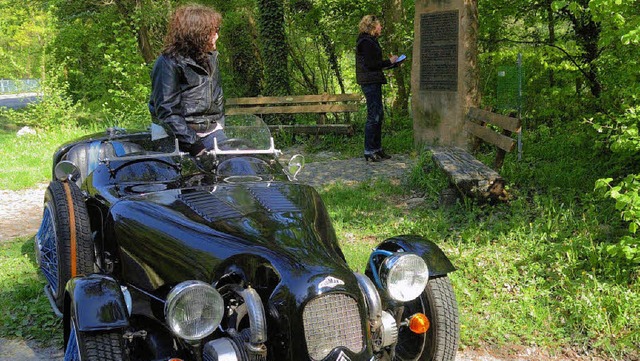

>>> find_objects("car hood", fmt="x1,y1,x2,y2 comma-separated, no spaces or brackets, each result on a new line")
109,181,351,293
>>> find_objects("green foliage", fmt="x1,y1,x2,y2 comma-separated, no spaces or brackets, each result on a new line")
596,175,640,263
93,18,152,129
49,3,151,128
0,65,82,130
0,0,52,79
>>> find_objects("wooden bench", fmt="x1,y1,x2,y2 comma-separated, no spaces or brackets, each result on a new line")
430,107,521,202
225,94,361,136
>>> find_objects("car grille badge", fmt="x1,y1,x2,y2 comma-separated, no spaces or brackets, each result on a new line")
318,276,345,289
336,350,351,361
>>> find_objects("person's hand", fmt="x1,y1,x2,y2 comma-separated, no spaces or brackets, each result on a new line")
195,152,216,173
390,54,399,63
188,140,206,157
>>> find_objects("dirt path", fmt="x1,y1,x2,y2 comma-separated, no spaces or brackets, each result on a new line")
0,154,604,360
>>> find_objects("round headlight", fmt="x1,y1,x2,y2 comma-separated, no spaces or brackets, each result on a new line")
380,253,429,302
165,280,224,341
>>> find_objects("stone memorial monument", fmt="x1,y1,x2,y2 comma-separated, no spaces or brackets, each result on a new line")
411,0,479,148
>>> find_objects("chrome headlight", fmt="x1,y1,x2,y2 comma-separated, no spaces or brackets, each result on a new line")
165,280,224,341
380,253,429,302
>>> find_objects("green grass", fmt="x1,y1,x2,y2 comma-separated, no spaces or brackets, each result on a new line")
0,126,86,190
0,237,62,346
324,175,639,359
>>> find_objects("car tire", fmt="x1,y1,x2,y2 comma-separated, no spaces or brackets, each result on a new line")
394,276,459,361
65,306,127,361
38,180,94,309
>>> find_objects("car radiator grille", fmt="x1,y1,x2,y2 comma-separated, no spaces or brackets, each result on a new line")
302,293,364,360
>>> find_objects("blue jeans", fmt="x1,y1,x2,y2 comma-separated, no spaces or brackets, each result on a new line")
361,83,383,155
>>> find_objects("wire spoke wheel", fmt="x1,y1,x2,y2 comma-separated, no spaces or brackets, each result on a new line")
35,181,94,309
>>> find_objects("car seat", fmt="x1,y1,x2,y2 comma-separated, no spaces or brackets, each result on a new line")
64,140,144,186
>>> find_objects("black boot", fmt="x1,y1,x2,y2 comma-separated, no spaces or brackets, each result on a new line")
364,153,383,162
375,150,391,159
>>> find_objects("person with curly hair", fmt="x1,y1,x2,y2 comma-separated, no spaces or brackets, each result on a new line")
356,15,398,162
149,4,224,156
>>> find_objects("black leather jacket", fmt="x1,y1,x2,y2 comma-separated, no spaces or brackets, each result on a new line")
149,51,224,153
355,33,391,85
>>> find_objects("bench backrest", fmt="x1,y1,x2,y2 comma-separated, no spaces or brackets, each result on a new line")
465,107,521,152
226,94,361,116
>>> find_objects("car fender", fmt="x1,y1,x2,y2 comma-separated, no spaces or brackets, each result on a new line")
375,235,456,277
66,274,129,332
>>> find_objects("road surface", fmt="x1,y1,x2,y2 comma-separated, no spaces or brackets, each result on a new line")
0,93,41,110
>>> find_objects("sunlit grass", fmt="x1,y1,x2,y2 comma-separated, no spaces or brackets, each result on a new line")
0,237,62,346
327,172,639,359
0,126,87,190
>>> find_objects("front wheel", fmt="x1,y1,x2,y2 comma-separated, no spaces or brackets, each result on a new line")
394,276,459,361
36,180,94,309
64,307,127,361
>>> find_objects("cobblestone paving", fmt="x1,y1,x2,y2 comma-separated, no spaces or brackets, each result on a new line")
295,153,416,188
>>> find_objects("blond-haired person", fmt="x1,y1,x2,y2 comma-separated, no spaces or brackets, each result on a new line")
356,15,398,162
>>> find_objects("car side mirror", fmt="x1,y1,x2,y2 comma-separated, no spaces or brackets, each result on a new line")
287,154,305,180
54,160,81,182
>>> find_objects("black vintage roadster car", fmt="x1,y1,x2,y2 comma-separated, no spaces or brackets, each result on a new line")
35,116,459,361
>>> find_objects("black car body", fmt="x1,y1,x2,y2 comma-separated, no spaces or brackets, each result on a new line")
35,117,459,361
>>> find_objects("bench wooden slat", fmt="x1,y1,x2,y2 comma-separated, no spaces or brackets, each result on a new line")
227,94,361,106
267,124,353,135
466,120,516,152
226,103,359,115
430,146,506,201
467,107,521,133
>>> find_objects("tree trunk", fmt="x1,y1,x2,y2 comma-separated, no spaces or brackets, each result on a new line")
226,11,264,97
562,1,602,98
320,31,345,94
257,0,291,124
257,0,290,97
111,0,158,64
382,0,409,116
547,0,555,87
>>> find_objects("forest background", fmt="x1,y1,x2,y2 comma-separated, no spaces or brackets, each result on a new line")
1,0,639,359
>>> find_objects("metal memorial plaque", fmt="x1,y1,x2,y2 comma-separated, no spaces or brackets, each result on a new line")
420,11,459,91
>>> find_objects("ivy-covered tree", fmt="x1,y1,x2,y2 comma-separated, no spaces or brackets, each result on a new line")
257,0,291,97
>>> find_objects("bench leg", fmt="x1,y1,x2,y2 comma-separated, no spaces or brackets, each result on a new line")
439,186,460,207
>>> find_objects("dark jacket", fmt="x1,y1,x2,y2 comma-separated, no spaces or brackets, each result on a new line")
355,33,391,85
149,51,224,153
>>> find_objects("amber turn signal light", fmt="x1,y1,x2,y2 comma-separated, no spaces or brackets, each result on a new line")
408,313,430,334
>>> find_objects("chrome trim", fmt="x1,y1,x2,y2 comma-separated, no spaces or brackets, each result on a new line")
44,285,62,318
354,272,382,331
203,338,241,361
213,137,281,157
230,284,267,345
379,311,398,348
